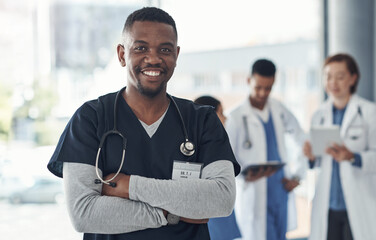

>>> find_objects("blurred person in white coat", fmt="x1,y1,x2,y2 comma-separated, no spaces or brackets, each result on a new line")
226,59,307,240
304,53,376,240
194,95,242,240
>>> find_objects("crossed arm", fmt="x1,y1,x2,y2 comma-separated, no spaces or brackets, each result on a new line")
63,160,236,234
101,173,208,224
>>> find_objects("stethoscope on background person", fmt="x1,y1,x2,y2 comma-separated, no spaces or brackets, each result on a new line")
94,88,195,187
242,116,252,149
242,112,292,149
319,105,363,125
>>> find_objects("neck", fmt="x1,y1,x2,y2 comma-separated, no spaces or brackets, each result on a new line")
123,88,170,125
332,94,351,110
249,96,266,110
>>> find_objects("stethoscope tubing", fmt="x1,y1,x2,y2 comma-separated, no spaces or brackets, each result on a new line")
95,88,195,187
242,116,252,149
319,105,363,126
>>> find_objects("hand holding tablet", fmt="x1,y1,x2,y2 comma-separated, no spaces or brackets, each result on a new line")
310,126,342,156
241,161,286,178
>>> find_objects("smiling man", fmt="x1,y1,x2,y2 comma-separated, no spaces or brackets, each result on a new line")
47,7,239,240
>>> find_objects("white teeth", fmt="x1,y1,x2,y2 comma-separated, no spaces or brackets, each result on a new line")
143,71,160,76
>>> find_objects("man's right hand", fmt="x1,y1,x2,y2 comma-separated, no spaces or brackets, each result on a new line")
162,210,208,224
245,166,277,182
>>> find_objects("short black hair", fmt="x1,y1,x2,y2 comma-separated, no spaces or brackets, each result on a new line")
122,7,178,40
251,59,276,77
194,96,221,111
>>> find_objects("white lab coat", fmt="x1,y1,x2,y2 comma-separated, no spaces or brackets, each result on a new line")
309,95,376,240
226,98,307,240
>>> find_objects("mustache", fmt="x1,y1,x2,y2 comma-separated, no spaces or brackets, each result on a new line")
137,63,165,72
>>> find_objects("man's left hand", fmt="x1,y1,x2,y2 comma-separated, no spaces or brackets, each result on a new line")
102,173,130,199
281,178,299,192
180,217,209,224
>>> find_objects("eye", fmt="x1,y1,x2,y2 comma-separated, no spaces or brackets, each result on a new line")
336,74,345,80
134,46,147,52
324,74,332,81
160,48,172,53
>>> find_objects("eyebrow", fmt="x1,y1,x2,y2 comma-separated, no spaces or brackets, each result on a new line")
133,40,175,47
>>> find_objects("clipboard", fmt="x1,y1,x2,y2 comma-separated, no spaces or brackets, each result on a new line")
241,161,285,176
310,125,342,156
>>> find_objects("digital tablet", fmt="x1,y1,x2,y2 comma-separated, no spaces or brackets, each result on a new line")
241,161,286,176
310,125,342,156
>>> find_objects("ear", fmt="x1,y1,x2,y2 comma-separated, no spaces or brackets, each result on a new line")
247,76,251,85
117,44,126,67
176,46,180,57
350,73,357,87
172,46,180,68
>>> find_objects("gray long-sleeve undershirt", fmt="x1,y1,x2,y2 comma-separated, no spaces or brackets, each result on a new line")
63,160,235,234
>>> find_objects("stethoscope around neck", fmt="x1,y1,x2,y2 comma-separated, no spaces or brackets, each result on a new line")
94,87,195,187
242,116,252,149
319,105,363,125
242,111,292,149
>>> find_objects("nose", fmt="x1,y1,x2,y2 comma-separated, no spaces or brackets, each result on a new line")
144,50,162,64
259,89,268,98
326,77,337,86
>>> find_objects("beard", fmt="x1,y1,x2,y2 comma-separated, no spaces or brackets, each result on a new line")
133,63,169,98
136,80,166,98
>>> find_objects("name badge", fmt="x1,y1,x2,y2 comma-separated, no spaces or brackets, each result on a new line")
172,161,203,180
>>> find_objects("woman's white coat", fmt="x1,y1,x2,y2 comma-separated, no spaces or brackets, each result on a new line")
308,95,376,240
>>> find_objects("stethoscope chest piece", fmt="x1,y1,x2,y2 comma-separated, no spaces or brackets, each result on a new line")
180,141,195,156
243,140,252,149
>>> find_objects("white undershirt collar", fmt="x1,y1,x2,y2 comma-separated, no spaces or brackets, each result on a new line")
252,103,270,123
139,104,170,138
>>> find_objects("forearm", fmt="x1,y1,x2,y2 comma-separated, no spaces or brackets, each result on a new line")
63,162,167,234
129,160,236,219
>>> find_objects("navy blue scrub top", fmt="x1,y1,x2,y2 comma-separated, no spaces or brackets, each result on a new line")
48,90,240,240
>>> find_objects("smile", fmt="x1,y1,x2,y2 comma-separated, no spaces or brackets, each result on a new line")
142,70,161,77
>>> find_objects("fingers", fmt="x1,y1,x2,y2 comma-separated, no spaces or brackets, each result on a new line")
327,143,341,153
245,166,278,182
101,173,130,199
303,141,311,150
264,167,277,177
303,141,315,161
281,177,288,184
245,171,261,182
246,168,264,182
101,183,115,196
281,178,299,192
180,217,209,224
326,143,353,162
